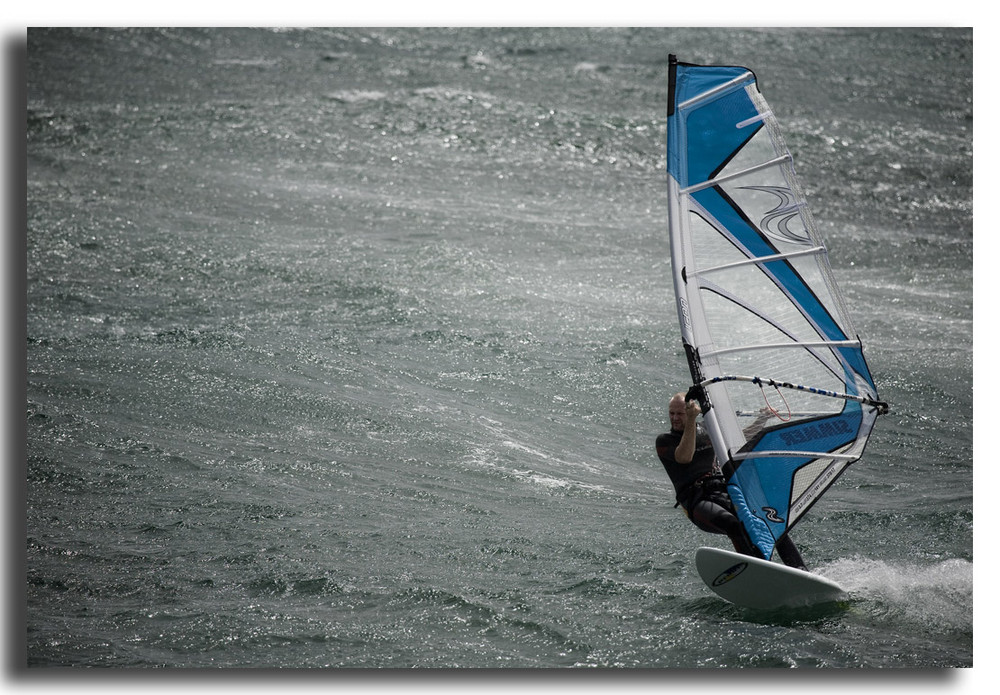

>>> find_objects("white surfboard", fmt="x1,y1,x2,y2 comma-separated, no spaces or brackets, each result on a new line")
695,546,846,610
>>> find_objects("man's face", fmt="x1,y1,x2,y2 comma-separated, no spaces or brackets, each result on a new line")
669,400,686,431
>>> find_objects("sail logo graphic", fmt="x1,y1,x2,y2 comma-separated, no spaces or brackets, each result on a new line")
739,185,810,244
712,561,748,587
762,507,785,523
778,418,851,447
679,296,692,333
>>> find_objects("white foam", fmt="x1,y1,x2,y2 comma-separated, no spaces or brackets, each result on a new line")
821,556,973,630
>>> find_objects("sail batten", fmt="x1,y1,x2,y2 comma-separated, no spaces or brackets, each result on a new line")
700,339,861,358
680,154,792,194
677,70,756,110
666,55,886,561
734,451,858,462
690,245,826,277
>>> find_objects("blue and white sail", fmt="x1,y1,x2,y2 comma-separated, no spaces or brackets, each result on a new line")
666,55,888,560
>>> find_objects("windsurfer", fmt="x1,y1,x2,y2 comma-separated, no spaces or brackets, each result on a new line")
656,391,808,570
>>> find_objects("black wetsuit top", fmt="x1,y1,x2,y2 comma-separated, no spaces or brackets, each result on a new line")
655,427,719,509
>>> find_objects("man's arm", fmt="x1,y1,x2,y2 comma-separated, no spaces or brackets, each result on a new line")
674,400,701,464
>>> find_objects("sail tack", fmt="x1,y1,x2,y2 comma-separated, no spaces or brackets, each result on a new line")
666,56,886,560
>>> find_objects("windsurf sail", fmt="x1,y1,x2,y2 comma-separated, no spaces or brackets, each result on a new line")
665,55,888,560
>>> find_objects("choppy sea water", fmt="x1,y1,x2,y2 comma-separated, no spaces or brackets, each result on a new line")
25,27,972,668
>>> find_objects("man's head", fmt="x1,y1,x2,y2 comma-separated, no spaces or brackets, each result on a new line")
668,392,687,431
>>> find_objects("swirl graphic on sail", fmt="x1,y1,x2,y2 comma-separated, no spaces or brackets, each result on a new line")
738,185,812,244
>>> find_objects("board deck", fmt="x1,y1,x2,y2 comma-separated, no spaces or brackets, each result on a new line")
695,546,846,610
